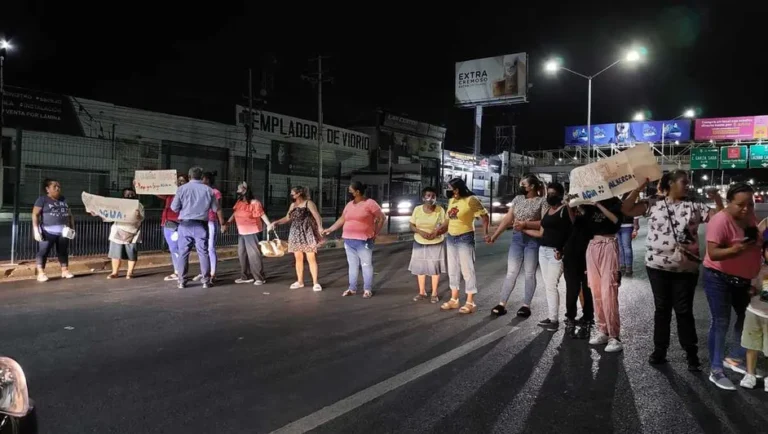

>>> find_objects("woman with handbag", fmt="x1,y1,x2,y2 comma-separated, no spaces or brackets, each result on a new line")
323,181,386,299
222,182,272,286
622,170,723,371
703,182,762,390
270,186,325,292
103,188,144,279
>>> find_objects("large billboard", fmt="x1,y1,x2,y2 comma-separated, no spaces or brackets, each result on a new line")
2,86,85,136
694,116,768,141
564,120,691,146
455,53,528,107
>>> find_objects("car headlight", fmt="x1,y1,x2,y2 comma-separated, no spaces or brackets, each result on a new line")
492,201,501,207
397,201,412,209
382,202,390,208
506,202,513,207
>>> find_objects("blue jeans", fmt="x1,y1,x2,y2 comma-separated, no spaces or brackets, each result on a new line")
703,268,750,372
344,239,374,291
446,232,477,294
617,226,634,268
178,221,211,284
163,226,181,275
208,221,219,275
499,230,540,306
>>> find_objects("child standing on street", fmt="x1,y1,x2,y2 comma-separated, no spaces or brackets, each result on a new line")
740,241,768,390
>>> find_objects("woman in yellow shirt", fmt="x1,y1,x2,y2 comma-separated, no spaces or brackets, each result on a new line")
410,187,447,303
435,178,490,314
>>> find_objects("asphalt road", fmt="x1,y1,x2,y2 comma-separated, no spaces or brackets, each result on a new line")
1,226,767,433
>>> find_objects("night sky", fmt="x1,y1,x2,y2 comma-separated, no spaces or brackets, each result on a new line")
3,1,767,154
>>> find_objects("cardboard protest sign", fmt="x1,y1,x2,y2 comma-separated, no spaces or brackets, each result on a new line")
568,144,661,206
134,170,177,195
82,192,143,223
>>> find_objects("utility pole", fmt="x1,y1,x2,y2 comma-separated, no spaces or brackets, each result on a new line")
302,55,332,213
244,68,254,184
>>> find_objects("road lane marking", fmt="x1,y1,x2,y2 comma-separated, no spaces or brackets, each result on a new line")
270,324,521,434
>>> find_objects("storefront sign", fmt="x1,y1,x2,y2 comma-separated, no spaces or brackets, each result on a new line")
235,106,370,151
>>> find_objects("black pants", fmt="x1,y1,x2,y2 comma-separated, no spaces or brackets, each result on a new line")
37,232,70,268
563,260,594,321
646,267,699,354
238,233,265,281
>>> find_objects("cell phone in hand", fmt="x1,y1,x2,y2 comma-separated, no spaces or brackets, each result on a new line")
744,226,758,242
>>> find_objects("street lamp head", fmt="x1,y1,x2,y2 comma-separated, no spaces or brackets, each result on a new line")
544,60,559,73
625,50,641,62
683,108,695,118
0,39,11,51
633,112,645,121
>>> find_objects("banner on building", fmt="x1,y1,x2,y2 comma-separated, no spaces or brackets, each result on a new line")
382,113,446,141
235,106,370,152
455,53,528,107
81,192,142,223
133,170,178,195
694,116,768,141
2,86,85,136
568,144,661,206
565,120,691,146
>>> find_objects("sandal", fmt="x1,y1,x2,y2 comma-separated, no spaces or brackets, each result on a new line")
459,302,477,314
491,304,508,316
125,273,134,280
342,289,357,297
430,295,440,304
363,290,373,299
517,306,531,318
107,273,119,279
413,294,428,301
441,298,460,311
61,271,75,279
290,282,305,289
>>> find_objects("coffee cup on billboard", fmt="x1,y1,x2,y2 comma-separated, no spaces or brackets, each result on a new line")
492,80,505,97
62,227,76,240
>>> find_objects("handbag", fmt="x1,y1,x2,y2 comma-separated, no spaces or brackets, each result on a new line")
663,199,702,264
259,229,289,257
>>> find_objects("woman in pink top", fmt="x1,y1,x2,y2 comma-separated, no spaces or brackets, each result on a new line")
703,182,763,390
323,181,386,298
223,182,272,285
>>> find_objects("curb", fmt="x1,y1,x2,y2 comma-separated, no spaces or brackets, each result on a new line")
0,234,414,283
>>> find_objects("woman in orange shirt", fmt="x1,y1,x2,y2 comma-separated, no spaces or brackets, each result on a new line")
222,182,272,285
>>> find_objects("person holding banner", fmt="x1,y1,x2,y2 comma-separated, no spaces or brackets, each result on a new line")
157,174,188,281
32,178,76,282
104,188,144,279
621,171,723,371
487,175,547,318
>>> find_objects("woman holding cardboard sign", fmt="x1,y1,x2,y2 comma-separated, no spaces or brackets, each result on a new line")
100,188,144,279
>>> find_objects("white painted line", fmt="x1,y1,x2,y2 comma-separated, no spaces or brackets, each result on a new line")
270,324,520,434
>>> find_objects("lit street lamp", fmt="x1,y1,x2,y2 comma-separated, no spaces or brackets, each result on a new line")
545,49,642,162
0,39,12,134
633,112,645,121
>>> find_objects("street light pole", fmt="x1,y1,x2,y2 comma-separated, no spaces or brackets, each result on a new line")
587,77,592,162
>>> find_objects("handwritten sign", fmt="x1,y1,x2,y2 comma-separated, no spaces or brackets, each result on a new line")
82,192,142,223
568,144,661,206
134,170,177,195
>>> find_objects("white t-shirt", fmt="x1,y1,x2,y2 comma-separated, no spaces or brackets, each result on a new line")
749,264,768,318
643,197,711,273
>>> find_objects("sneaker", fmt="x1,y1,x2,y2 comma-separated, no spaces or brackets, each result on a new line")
313,284,323,292
648,349,668,365
725,360,765,378
564,319,577,338
235,278,254,284
605,338,624,353
543,321,559,332
192,274,204,282
37,273,49,283
740,374,757,389
624,268,633,277
61,271,74,279
686,353,702,372
177,281,187,289
254,280,266,286
537,318,553,327
164,273,179,281
202,282,213,289
589,332,610,345
709,371,736,391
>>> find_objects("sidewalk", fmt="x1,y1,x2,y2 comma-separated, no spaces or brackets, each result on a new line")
0,233,414,283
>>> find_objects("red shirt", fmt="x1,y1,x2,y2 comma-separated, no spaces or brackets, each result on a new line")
208,188,222,222
161,196,180,226
703,211,762,280
233,200,265,235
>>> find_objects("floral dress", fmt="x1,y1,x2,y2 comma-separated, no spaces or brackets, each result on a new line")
288,205,320,253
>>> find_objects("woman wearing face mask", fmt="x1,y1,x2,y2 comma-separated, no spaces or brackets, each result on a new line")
522,183,573,331
100,188,145,279
434,178,489,314
270,186,325,291
222,182,272,285
409,187,447,303
154,174,188,281
622,171,722,371
486,174,547,318
323,182,386,298
32,178,76,282
703,182,762,390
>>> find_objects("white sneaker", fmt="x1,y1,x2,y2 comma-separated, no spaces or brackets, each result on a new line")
61,271,74,279
605,338,624,353
235,278,254,284
740,374,757,389
589,332,610,345
37,273,49,282
313,284,323,292
254,280,266,286
192,274,204,282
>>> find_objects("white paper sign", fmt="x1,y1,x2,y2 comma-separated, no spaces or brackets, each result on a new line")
82,192,143,223
134,170,177,195
568,144,661,206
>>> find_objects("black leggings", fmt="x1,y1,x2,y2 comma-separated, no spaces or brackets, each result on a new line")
563,259,594,321
37,232,70,268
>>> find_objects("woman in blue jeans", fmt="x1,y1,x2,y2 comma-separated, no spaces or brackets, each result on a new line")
155,173,188,281
703,182,762,390
487,175,548,317
617,193,639,276
323,182,386,298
